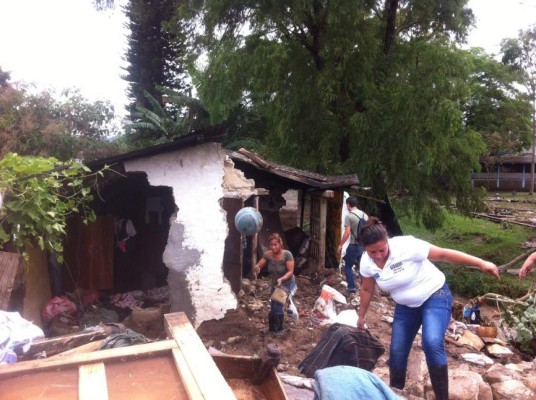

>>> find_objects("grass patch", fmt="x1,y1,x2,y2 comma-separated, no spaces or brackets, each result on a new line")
398,210,534,299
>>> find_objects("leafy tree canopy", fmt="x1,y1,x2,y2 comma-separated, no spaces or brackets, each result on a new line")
173,0,485,228
0,153,105,261
464,48,532,163
501,25,536,194
0,72,125,162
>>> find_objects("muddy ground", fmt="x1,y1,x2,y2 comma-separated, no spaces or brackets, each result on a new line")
197,270,525,367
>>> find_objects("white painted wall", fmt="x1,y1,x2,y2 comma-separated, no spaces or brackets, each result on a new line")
124,142,237,326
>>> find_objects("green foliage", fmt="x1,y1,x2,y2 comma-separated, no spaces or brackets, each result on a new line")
464,49,532,160
501,26,536,97
126,88,211,144
123,0,188,117
173,0,494,227
502,295,536,355
0,75,120,161
399,208,534,298
0,153,105,262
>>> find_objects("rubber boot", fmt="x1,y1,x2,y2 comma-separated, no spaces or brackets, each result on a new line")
389,367,407,390
428,365,449,400
275,314,285,335
268,314,278,332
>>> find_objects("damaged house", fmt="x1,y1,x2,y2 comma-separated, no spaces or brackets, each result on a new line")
27,126,360,328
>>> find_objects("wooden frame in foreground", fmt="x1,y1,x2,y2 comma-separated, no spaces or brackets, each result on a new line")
0,312,288,400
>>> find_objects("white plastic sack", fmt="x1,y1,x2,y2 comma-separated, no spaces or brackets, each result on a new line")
311,285,347,325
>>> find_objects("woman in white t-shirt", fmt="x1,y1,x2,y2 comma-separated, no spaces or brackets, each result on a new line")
358,217,499,400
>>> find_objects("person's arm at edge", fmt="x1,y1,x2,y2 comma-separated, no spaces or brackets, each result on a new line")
428,245,500,279
358,277,376,328
519,251,536,281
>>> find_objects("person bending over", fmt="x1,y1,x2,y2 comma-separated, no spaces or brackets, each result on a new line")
357,217,499,400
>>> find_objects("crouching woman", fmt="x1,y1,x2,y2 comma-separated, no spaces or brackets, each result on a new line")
254,233,297,333
357,218,500,400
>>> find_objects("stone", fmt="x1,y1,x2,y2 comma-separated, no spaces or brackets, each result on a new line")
424,369,485,400
407,351,427,382
477,380,493,400
490,380,534,399
457,330,485,351
449,370,483,400
483,363,515,384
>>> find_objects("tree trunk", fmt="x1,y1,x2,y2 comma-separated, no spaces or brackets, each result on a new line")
383,0,399,57
531,97,535,195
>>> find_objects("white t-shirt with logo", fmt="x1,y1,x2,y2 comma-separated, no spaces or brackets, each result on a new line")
360,236,445,307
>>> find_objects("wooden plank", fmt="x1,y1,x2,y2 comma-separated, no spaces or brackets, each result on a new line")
251,196,259,280
0,339,177,379
48,339,105,360
261,368,289,400
0,251,23,310
238,148,272,169
79,362,109,400
170,347,204,400
319,197,327,270
21,326,109,360
165,312,236,400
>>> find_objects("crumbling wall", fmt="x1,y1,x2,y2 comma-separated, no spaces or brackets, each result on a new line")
222,156,256,199
124,142,237,327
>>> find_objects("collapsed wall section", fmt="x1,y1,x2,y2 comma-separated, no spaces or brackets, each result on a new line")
124,142,237,327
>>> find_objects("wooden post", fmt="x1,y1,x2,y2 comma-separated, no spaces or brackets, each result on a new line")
319,196,327,271
251,195,259,279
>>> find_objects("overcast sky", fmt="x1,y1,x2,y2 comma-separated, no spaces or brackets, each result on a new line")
0,0,535,119
0,0,129,116
467,0,536,53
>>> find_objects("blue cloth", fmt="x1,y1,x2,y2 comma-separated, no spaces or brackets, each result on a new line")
390,283,452,369
343,244,363,291
313,366,401,400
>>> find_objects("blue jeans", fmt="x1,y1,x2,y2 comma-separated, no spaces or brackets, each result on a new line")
389,283,452,370
343,244,363,291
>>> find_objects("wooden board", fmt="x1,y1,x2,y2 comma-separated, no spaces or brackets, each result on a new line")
212,354,288,400
79,362,108,400
165,312,236,400
0,251,23,310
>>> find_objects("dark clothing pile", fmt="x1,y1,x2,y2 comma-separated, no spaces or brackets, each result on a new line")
299,323,385,378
